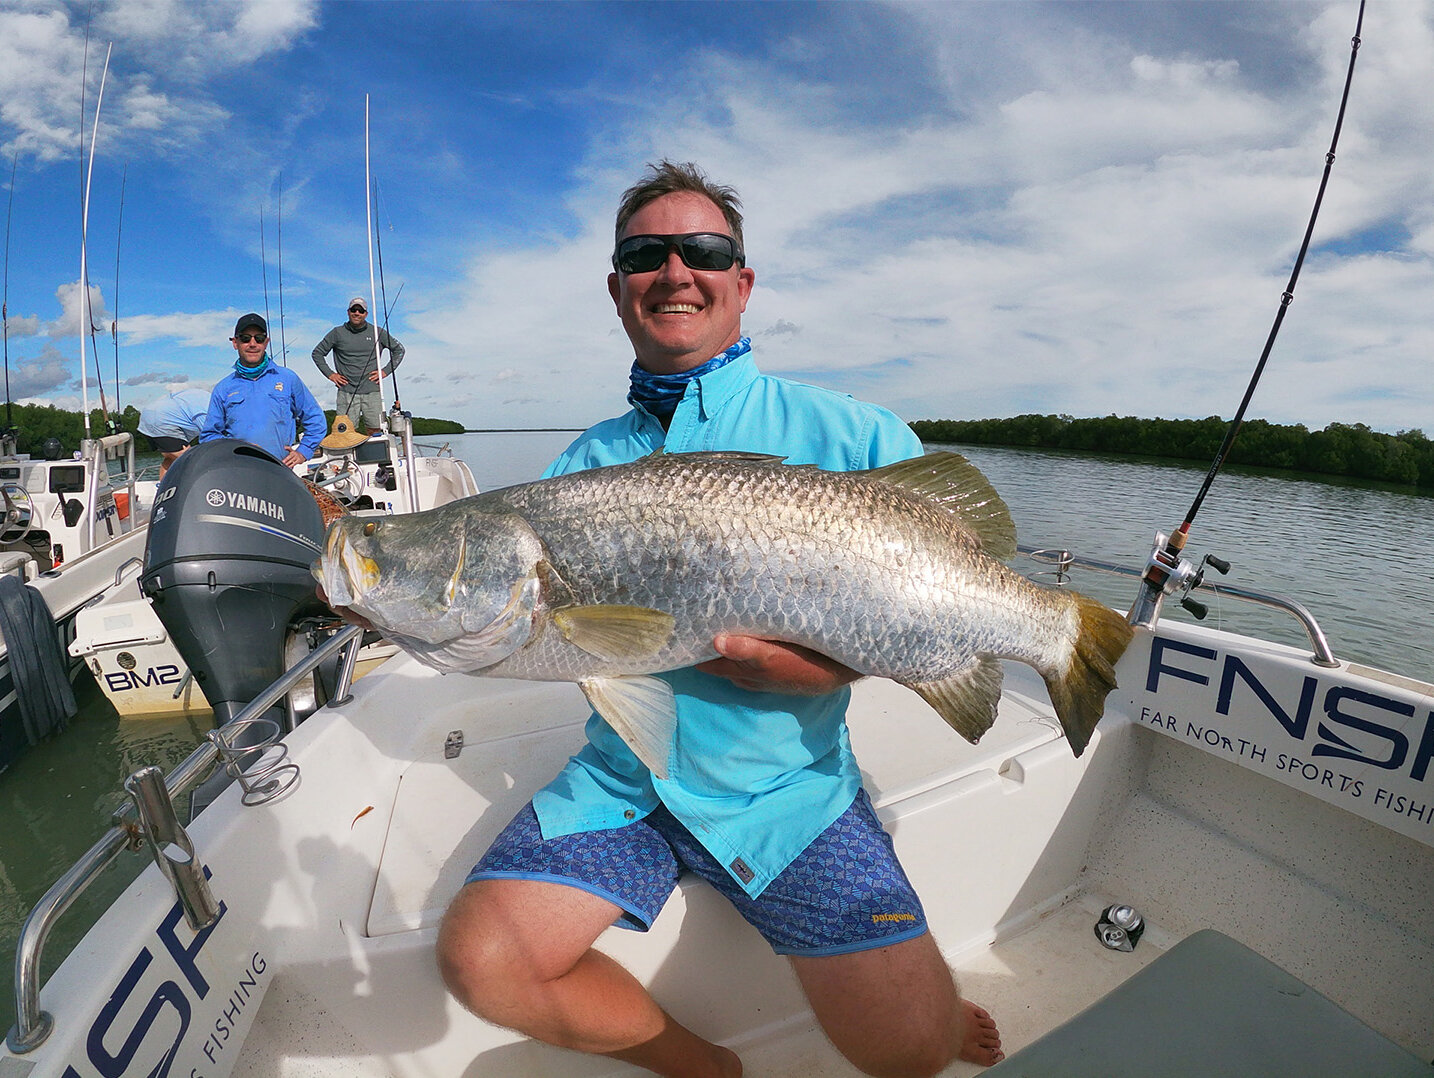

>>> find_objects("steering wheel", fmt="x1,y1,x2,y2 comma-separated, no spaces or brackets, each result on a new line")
1,483,34,544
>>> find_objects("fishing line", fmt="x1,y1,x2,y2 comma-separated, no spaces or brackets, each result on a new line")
372,179,402,408
259,202,273,353
113,163,125,414
363,94,385,427
276,173,289,366
1142,0,1364,595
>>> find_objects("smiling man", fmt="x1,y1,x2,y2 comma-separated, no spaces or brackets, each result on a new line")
200,313,324,468
435,162,1003,1076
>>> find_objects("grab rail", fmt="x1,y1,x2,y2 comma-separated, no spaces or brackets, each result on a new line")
78,431,138,552
6,623,364,1054
1020,544,1339,667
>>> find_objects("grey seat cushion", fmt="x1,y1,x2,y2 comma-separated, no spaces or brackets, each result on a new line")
987,928,1433,1078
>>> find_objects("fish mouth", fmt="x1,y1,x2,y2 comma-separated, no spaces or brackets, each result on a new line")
317,525,381,608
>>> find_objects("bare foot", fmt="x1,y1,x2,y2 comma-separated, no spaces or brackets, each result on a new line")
958,1000,1004,1066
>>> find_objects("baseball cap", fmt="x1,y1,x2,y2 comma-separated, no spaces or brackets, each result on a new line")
233,312,268,336
348,296,367,312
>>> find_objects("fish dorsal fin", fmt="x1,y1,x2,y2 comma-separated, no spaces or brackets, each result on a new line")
869,452,1017,561
552,604,675,662
902,655,1005,745
580,675,675,779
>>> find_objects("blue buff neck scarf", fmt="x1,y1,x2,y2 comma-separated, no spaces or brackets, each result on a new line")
233,355,274,380
627,337,751,422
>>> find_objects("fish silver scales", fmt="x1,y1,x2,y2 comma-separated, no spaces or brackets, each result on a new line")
316,450,1133,777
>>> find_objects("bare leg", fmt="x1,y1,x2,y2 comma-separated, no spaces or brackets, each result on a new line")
790,931,1003,1077
438,878,741,1077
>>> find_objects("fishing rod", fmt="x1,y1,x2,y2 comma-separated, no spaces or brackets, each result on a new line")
76,21,116,433
3,153,15,430
276,173,289,366
372,178,403,409
363,94,386,429
1130,0,1365,627
78,42,113,443
259,202,274,359
112,163,126,415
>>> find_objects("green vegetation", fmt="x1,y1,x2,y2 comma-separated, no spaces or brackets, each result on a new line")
0,402,465,455
0,403,139,454
911,415,1434,490
317,410,465,437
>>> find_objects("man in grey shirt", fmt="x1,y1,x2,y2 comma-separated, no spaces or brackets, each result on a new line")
311,296,405,432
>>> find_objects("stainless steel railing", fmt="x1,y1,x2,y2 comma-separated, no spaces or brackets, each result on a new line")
6,623,364,1054
1020,544,1338,667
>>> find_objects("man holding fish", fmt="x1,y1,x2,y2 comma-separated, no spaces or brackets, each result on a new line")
435,161,1004,1075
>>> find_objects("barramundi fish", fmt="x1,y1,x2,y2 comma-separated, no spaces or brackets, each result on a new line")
315,450,1133,777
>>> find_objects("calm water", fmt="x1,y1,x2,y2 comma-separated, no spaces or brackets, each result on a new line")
2,433,1430,1023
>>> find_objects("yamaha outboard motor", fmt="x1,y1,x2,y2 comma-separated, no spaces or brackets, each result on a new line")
143,441,328,812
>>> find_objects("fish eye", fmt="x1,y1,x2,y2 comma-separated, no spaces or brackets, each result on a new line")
363,521,379,537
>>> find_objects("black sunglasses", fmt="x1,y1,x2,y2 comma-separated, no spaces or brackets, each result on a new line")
235,332,268,344
348,305,367,314
613,232,744,275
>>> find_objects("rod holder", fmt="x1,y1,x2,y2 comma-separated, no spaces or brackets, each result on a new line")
124,766,220,932
207,717,301,806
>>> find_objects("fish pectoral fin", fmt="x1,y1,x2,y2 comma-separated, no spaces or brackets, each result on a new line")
552,604,675,662
903,656,1005,745
580,675,675,780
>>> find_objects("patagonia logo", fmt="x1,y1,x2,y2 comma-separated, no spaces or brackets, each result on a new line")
729,858,755,884
870,912,918,924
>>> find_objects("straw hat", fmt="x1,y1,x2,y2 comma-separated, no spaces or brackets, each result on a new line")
320,414,369,450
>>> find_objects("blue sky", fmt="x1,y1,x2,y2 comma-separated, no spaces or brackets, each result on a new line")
1,0,1430,434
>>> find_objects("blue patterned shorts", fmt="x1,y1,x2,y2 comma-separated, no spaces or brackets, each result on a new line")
467,788,928,957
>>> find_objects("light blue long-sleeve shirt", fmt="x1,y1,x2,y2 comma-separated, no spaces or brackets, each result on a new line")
137,388,212,443
531,351,923,897
200,360,325,461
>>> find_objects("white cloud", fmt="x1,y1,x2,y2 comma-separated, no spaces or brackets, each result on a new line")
2,312,41,338
8,343,71,397
46,280,108,339
119,308,240,348
0,0,316,162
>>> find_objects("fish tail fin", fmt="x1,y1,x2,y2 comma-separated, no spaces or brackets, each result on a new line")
1042,591,1134,757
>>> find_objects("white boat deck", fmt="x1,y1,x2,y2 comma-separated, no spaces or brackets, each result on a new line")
213,649,1433,1076
10,614,1431,1078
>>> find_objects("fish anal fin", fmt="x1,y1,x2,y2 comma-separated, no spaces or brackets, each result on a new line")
552,604,675,663
1042,592,1135,757
580,675,675,779
904,655,1005,745
869,452,1017,561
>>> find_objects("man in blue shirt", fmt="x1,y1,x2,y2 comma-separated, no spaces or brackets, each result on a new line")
200,313,324,468
436,163,1003,1075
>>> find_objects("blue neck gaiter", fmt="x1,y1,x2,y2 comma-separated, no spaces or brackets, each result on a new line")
628,337,750,423
234,355,274,380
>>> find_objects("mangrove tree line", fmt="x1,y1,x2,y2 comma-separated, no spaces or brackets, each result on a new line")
1,403,464,457
911,415,1434,490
